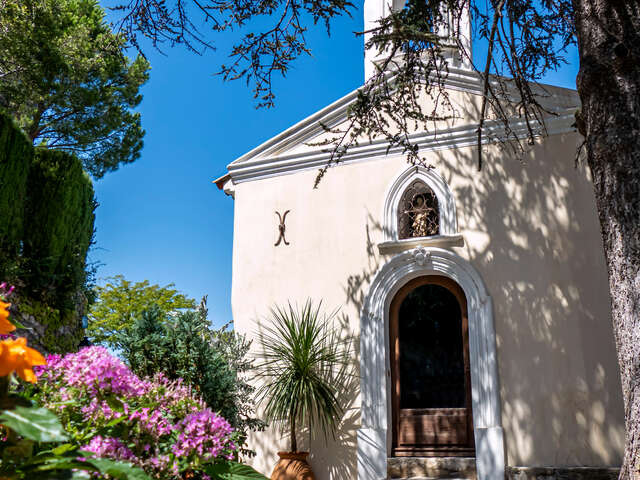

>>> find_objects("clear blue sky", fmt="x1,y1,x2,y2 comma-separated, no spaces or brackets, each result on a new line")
93,3,578,328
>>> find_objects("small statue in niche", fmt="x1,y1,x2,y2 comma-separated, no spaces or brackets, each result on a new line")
404,193,437,237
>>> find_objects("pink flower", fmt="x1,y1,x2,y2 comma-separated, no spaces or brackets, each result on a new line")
36,346,151,397
172,409,235,460
0,283,14,297
82,435,136,463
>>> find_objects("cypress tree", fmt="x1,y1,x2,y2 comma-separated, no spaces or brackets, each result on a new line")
22,149,96,308
0,112,32,279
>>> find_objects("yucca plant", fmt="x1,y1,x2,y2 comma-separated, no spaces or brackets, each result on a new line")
255,300,351,452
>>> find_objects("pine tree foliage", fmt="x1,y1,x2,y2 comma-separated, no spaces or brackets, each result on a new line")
0,0,150,178
110,0,353,107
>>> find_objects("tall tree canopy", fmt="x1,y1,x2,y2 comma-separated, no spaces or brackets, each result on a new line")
87,275,196,347
105,0,638,476
0,0,150,178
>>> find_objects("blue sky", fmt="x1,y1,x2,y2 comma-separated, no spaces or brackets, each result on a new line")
93,3,578,328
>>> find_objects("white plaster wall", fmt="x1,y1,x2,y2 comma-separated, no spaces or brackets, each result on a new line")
228,132,624,479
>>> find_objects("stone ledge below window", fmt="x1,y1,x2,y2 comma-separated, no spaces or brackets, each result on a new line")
378,234,464,255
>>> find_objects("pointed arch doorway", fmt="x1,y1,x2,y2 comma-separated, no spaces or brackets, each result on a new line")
390,275,475,457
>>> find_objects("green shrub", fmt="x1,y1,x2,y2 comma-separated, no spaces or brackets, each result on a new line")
119,301,265,454
0,111,32,279
22,148,96,308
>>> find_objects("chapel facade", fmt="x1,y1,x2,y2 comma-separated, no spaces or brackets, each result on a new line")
214,2,625,479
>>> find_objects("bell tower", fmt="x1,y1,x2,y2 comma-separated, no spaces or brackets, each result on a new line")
363,0,472,81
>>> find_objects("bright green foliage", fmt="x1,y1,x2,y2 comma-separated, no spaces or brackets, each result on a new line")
79,458,152,480
256,300,351,452
22,148,96,310
0,406,69,443
87,275,196,348
0,0,150,178
203,462,270,479
0,112,32,279
0,405,153,479
119,301,265,452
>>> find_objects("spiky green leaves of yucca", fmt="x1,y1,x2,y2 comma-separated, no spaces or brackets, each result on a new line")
255,300,351,453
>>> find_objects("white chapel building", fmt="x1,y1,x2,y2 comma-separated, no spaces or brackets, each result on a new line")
214,2,625,479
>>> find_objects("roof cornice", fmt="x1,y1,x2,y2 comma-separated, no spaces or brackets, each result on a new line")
228,111,577,184
224,67,580,185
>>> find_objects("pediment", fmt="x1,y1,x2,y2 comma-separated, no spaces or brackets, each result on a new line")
224,67,580,185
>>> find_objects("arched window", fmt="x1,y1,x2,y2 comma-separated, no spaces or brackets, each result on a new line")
397,180,440,239
381,166,459,250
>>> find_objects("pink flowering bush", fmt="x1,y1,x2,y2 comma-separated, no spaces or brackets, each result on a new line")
35,346,241,479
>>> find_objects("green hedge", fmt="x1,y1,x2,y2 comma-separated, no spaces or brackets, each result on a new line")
0,113,96,352
22,149,96,309
0,111,32,278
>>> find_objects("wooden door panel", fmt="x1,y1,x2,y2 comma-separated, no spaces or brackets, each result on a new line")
390,276,475,457
398,408,469,446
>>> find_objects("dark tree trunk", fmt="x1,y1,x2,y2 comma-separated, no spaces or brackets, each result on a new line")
27,102,46,141
573,1,640,478
290,413,297,452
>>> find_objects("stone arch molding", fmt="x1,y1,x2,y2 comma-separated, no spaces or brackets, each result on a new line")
383,165,458,241
357,247,505,480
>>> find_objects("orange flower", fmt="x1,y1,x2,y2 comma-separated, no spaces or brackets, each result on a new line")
0,301,14,335
0,337,45,383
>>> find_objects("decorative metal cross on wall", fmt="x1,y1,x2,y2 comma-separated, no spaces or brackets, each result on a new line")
274,210,290,246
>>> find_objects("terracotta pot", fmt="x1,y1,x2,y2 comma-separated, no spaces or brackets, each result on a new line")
270,452,315,480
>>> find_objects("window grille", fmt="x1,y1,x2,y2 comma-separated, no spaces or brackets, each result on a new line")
397,180,440,239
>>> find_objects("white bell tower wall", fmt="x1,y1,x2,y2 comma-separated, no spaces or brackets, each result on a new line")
363,0,473,81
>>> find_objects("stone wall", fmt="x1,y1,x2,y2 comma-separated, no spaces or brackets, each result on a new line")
506,467,620,480
10,291,86,354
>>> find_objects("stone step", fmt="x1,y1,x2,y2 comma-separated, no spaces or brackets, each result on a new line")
390,478,472,480
384,477,466,480
388,457,477,480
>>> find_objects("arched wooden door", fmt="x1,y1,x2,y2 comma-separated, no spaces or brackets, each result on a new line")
390,275,475,457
